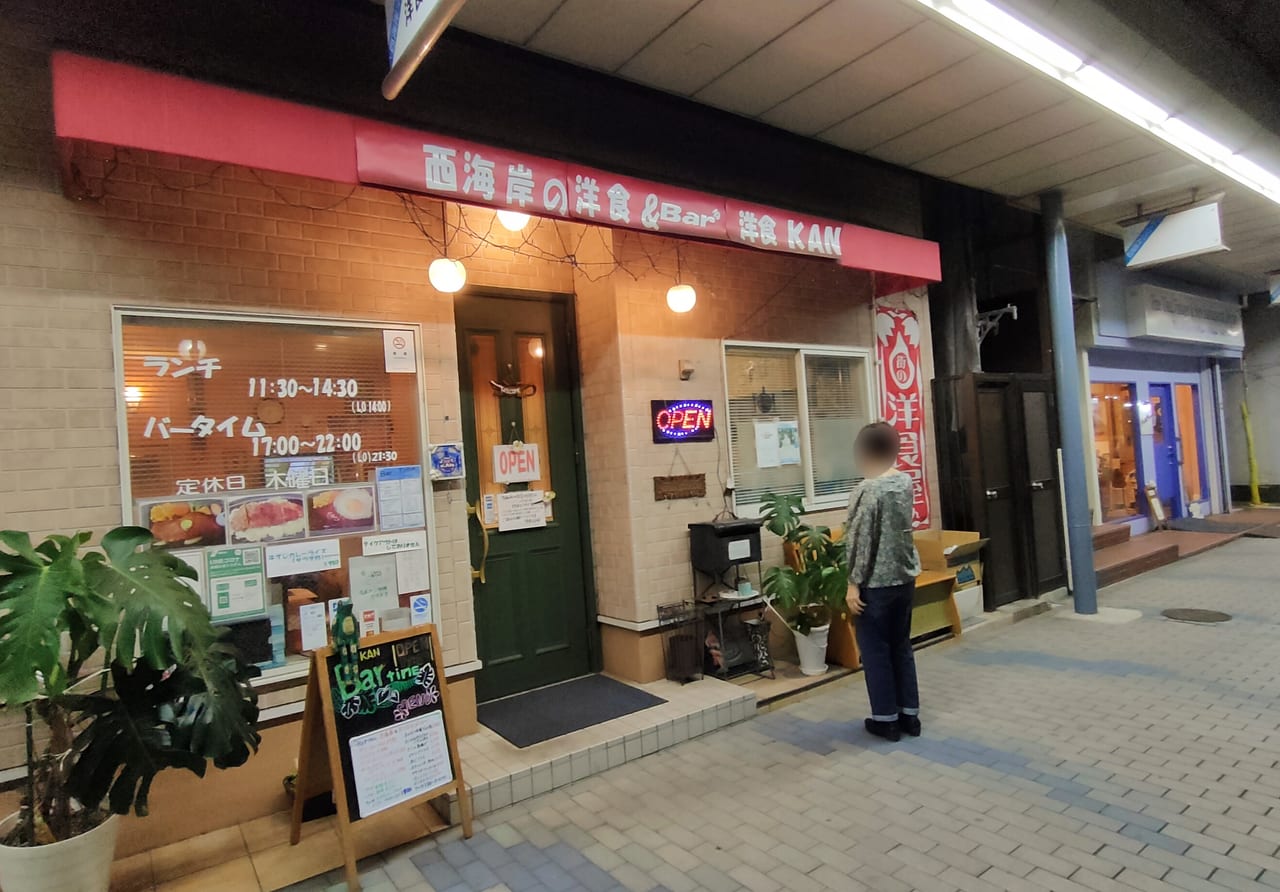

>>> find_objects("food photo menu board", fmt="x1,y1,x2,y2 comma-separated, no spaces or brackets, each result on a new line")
114,310,438,666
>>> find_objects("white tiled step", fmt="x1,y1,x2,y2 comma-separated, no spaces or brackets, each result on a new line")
447,677,756,821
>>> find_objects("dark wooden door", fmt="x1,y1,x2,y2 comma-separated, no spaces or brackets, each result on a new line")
934,373,1066,609
455,294,593,702
1018,378,1067,594
972,378,1023,608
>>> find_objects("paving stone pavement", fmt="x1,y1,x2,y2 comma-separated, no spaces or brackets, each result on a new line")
288,538,1280,892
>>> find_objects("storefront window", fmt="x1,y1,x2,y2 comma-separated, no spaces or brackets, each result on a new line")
115,309,434,676
1091,382,1139,521
724,343,873,511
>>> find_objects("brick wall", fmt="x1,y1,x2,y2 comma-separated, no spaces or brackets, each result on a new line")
572,229,942,626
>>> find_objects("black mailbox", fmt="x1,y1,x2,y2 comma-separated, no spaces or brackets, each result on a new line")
688,518,763,578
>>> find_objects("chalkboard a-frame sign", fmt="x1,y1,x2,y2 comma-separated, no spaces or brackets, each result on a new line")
290,625,473,890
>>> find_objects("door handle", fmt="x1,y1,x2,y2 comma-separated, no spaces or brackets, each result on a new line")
985,488,999,500
1030,480,1046,491
466,502,490,584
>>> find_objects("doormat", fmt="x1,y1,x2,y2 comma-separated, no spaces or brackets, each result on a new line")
478,675,666,748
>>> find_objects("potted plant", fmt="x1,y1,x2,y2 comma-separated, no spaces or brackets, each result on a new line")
759,493,848,676
0,527,262,892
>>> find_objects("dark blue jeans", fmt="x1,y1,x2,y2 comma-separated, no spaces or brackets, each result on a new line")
854,581,920,722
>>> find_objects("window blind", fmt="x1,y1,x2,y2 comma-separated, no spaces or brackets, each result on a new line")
805,353,869,497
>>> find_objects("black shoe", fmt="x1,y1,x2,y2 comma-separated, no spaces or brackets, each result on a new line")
898,715,922,737
865,718,901,742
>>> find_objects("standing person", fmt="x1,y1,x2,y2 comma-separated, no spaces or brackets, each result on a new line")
845,422,922,742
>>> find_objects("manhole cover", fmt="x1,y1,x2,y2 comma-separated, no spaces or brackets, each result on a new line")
1162,608,1231,624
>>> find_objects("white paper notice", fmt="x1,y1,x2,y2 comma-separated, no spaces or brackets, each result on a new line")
375,465,426,530
362,528,428,556
754,420,780,469
362,530,431,595
383,329,417,373
348,710,453,818
170,548,207,609
727,539,751,561
265,538,342,579
394,550,430,594
298,602,329,651
777,420,801,466
349,554,400,616
498,490,549,532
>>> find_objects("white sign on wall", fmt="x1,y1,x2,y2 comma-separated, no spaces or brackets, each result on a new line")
492,444,541,484
1125,285,1243,349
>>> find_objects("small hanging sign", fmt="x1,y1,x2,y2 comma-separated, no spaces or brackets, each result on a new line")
654,474,707,501
492,443,541,483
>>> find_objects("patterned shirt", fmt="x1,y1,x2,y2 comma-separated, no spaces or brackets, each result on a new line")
845,471,921,588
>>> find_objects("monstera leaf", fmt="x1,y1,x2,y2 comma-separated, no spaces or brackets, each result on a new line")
66,649,260,817
81,527,210,671
173,639,261,770
0,531,91,702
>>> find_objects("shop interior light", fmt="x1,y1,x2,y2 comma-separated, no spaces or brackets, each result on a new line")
123,386,143,406
496,210,531,232
428,257,467,293
666,284,697,313
912,0,1280,207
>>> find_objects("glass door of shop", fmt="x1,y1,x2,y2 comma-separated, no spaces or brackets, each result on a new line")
455,293,595,702
1091,383,1141,522
1147,383,1183,518
1174,384,1208,514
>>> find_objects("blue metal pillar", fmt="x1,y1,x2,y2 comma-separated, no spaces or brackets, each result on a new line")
1042,191,1098,614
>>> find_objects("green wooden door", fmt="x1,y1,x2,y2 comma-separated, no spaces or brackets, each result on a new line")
455,294,593,702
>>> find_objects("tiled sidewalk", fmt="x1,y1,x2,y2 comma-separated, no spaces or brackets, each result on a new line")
282,536,1280,892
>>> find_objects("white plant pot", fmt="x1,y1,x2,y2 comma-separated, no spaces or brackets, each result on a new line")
793,624,831,676
0,813,120,892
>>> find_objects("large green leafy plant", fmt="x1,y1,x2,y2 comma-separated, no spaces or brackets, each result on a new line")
0,527,261,847
759,493,849,635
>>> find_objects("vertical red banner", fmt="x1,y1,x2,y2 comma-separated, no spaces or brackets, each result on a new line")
876,307,930,529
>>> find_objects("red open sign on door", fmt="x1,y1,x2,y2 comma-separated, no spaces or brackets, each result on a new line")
492,444,541,483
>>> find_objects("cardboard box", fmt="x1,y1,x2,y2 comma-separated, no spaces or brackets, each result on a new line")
914,530,988,592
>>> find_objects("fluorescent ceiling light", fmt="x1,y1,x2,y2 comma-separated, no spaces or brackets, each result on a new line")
945,0,1083,76
1159,118,1236,162
914,0,1280,206
1223,155,1280,195
1071,66,1168,126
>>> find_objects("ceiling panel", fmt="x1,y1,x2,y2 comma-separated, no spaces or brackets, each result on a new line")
449,0,1280,278
528,0,700,72
451,0,565,45
617,0,828,97
993,133,1166,196
692,0,922,116
866,77,1068,167
818,52,1026,152
956,118,1137,187
916,100,1102,178
760,20,975,136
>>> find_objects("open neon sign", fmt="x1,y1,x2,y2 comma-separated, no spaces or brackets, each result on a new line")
651,399,715,443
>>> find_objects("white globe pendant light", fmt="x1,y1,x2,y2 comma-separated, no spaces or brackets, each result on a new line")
666,283,697,313
496,210,531,232
429,257,467,293
667,244,696,313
